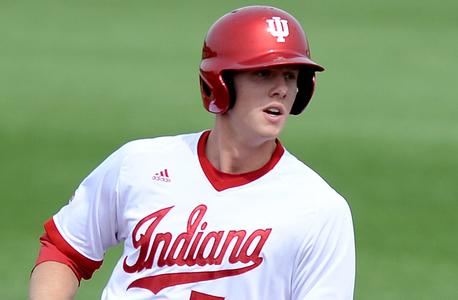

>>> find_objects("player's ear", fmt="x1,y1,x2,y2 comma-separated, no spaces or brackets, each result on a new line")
222,71,236,110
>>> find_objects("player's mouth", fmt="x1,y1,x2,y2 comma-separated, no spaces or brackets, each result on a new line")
263,105,285,121
264,107,282,116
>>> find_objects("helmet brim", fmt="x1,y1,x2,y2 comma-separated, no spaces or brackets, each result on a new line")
234,51,325,72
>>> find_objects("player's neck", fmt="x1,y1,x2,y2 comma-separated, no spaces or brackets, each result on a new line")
206,124,277,174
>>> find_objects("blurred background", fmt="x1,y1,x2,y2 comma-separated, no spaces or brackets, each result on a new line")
0,0,457,299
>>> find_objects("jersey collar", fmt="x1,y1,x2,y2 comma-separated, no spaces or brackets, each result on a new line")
197,130,284,191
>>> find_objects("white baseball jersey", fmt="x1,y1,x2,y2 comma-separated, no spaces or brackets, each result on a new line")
45,131,355,300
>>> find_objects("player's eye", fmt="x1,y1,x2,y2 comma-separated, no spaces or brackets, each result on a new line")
284,72,298,81
254,69,271,78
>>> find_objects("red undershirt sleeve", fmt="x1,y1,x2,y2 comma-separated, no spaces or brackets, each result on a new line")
33,218,103,283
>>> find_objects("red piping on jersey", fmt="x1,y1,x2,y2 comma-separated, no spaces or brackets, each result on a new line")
197,130,285,191
33,218,103,281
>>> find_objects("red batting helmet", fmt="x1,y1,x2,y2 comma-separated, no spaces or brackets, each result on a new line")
199,6,324,115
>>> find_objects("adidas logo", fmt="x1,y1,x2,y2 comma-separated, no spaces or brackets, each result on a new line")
152,168,171,183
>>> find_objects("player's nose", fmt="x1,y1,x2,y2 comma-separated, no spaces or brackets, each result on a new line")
269,75,288,99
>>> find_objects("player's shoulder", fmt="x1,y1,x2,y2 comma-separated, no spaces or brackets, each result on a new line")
279,149,350,212
100,131,202,170
278,149,331,188
118,131,202,156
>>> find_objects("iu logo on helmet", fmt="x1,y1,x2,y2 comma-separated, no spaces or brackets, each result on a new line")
266,17,289,42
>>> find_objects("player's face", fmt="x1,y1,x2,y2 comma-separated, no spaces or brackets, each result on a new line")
226,65,299,143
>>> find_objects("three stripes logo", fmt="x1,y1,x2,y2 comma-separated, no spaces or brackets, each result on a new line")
152,169,171,183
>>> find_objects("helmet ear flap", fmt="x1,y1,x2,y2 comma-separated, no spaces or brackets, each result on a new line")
199,71,231,114
199,74,216,112
291,70,316,115
200,76,212,98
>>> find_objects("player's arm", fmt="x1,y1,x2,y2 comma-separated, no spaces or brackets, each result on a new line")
29,144,127,299
29,261,78,300
29,229,101,300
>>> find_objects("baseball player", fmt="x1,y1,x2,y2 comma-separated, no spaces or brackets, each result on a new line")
30,6,355,300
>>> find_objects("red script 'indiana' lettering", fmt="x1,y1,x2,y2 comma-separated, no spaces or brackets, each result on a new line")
123,205,271,293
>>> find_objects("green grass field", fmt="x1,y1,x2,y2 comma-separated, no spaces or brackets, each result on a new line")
1,1,457,299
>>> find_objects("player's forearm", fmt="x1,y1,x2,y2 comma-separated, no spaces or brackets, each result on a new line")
29,261,79,300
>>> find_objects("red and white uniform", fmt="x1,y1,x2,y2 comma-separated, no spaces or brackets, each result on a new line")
37,131,355,300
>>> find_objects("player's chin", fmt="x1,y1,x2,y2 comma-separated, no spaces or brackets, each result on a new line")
256,124,285,140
